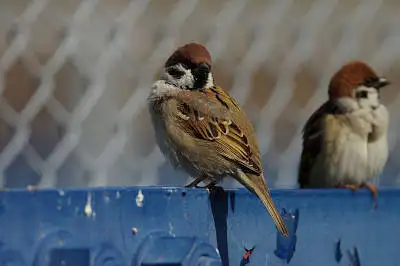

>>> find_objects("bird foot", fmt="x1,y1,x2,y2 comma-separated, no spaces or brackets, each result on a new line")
185,178,202,188
184,178,217,193
336,183,378,209
195,180,217,190
185,175,216,190
336,184,359,191
360,182,378,209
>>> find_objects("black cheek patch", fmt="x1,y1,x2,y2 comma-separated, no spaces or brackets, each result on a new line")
356,90,368,99
193,64,210,89
168,68,185,79
193,71,209,89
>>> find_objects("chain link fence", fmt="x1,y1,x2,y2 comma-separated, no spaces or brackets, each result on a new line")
0,0,399,189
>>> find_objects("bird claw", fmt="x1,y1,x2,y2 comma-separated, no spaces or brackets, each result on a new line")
185,176,216,190
184,182,198,188
195,180,217,190
360,182,378,209
185,177,204,188
336,184,358,191
336,183,378,208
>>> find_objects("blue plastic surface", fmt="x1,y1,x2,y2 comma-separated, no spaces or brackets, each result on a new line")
0,187,399,265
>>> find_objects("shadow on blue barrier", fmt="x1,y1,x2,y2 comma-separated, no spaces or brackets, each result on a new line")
0,187,399,265
274,208,299,263
209,187,229,266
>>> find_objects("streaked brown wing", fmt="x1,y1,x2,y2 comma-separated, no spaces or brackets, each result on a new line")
175,87,262,175
298,100,349,187
207,86,262,170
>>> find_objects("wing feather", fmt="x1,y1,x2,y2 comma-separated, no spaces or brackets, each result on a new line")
175,87,261,175
298,100,350,187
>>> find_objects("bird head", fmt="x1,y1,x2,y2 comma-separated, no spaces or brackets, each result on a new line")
161,42,214,90
328,61,390,110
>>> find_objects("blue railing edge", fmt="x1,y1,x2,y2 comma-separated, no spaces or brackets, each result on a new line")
1,185,399,195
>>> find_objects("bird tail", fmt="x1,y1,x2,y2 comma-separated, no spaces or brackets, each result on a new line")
236,170,289,237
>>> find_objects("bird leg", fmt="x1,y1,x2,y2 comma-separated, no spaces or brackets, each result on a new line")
184,175,217,190
360,182,378,208
195,180,217,189
336,184,359,191
336,183,378,208
185,177,204,188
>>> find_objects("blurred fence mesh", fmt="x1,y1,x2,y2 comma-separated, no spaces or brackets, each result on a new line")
0,0,399,189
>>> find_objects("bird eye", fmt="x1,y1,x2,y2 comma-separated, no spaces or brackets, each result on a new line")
356,90,368,98
363,77,378,87
168,68,185,79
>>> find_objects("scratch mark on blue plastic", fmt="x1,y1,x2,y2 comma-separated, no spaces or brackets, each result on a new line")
347,247,361,266
353,247,361,266
264,254,270,266
240,246,255,265
229,191,235,213
274,208,299,263
0,203,4,217
335,239,343,262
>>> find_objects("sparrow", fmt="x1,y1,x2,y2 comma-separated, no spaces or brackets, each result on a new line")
148,42,289,237
298,61,390,207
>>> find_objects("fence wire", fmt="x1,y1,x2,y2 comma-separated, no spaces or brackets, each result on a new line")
0,0,399,189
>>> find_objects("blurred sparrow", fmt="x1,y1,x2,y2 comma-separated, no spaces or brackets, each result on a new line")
148,42,289,237
298,61,390,207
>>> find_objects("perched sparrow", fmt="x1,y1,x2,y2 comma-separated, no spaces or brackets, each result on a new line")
148,43,289,237
298,61,390,207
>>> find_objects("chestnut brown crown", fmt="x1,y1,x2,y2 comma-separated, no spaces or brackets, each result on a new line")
328,61,379,99
165,42,212,69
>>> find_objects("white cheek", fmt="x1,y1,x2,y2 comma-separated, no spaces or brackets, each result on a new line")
359,91,379,109
166,68,194,88
205,72,214,88
178,71,194,88
368,91,379,106
355,86,380,109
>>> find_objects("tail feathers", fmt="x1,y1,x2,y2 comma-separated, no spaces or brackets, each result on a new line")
236,170,289,237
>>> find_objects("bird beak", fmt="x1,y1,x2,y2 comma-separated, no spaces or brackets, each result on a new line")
377,77,390,89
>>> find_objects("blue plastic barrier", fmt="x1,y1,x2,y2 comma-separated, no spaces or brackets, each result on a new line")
0,187,399,265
